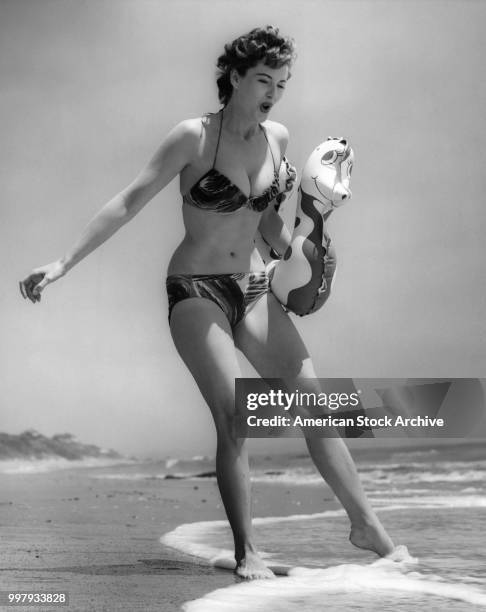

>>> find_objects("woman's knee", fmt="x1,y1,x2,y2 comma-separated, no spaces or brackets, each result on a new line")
213,408,245,447
284,378,327,419
283,373,322,396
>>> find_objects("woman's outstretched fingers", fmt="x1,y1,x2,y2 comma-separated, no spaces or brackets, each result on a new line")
19,272,45,303
19,280,28,300
19,277,35,302
20,261,66,303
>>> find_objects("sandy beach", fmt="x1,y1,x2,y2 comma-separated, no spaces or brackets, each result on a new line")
1,442,485,611
0,466,337,611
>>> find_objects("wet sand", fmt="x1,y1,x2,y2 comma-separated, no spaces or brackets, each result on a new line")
0,467,334,611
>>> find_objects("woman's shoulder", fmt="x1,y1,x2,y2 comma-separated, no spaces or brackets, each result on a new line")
263,120,290,155
160,117,207,160
169,117,204,141
263,119,289,138
169,113,223,143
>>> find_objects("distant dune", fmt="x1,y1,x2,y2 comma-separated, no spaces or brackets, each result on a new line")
0,429,121,461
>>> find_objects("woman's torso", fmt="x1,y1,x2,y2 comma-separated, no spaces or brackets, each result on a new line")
167,112,284,275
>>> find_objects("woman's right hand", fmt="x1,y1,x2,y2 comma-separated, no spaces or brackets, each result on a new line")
19,260,67,303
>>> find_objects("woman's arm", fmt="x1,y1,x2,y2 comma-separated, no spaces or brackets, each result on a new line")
257,121,293,259
20,120,199,302
257,207,292,259
61,120,197,271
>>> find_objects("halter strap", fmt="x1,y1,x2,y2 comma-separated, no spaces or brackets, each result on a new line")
212,110,277,175
261,124,277,174
212,109,224,169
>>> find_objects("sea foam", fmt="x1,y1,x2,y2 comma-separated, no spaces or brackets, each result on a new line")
182,561,486,611
162,493,486,611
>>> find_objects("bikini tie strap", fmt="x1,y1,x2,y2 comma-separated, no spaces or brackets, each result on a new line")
212,109,224,169
261,124,277,174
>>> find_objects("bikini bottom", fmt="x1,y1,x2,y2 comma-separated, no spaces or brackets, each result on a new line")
166,271,269,329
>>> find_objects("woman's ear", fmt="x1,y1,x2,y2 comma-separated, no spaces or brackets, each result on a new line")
230,69,239,90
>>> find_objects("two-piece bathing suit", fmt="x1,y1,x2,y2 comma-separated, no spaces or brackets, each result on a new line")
166,110,296,329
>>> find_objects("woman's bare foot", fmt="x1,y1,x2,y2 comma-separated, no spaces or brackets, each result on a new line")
349,516,395,557
235,550,275,580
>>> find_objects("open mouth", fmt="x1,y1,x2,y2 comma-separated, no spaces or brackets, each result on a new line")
260,102,272,114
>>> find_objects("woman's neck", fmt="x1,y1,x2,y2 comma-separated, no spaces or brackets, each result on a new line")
220,101,260,141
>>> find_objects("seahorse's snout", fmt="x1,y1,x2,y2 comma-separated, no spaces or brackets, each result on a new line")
333,183,352,203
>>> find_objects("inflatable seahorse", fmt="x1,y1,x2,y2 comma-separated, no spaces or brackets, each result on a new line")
266,138,354,316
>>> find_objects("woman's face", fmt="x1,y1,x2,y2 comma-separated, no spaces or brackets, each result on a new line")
231,62,289,119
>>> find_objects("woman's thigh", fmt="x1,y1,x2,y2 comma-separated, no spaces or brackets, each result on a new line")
169,297,242,425
234,292,319,383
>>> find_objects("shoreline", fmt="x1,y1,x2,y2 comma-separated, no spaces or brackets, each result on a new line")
0,466,338,611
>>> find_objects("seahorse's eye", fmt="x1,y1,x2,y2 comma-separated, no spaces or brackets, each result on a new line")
321,150,338,165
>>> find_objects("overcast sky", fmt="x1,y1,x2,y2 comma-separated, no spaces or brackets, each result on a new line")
2,0,485,458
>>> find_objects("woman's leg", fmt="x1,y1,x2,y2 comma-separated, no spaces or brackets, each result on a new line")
169,296,273,578
234,293,395,556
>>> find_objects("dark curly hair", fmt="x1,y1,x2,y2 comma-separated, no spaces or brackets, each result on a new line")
216,26,296,106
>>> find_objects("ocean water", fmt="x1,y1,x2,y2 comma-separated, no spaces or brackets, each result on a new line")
159,443,486,612
1,436,485,611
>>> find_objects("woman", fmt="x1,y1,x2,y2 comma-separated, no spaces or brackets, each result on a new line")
20,26,396,579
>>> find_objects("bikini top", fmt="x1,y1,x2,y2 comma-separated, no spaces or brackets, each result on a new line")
183,111,293,214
